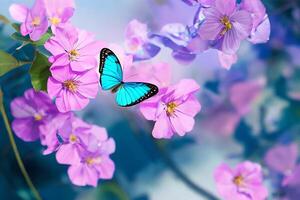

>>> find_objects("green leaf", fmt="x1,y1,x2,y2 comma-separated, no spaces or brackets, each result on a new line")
0,50,29,76
11,31,52,46
33,32,52,46
11,23,21,32
30,52,51,91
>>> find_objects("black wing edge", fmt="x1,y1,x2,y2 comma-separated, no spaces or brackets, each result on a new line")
121,83,159,107
99,48,122,86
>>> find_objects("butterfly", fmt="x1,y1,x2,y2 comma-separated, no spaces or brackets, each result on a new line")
99,48,159,107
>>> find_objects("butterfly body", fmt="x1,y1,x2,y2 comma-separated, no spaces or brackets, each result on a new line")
99,48,159,107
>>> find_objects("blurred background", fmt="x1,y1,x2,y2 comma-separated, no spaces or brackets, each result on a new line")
1,0,300,199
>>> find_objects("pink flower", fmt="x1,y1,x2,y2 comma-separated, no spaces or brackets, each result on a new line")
198,0,253,54
10,0,49,41
44,0,75,32
264,143,298,176
67,125,115,187
214,161,268,200
124,19,148,53
10,89,58,142
140,79,201,138
55,116,92,165
47,65,99,112
45,24,104,72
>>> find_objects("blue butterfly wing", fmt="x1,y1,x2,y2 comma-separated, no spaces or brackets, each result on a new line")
99,48,123,90
116,82,159,107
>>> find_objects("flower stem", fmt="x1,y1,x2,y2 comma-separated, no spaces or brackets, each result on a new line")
0,89,42,200
124,111,220,200
152,140,220,200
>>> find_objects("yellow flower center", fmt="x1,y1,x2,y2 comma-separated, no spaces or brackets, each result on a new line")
166,102,177,116
85,157,101,165
34,114,42,121
220,16,232,35
69,134,77,143
31,17,41,26
63,80,77,92
49,17,61,26
233,175,244,186
69,49,79,61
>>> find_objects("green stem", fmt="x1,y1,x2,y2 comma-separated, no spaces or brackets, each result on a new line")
124,111,220,200
0,89,42,200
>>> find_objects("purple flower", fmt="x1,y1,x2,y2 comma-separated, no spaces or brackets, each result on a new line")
214,161,268,200
265,143,298,176
241,0,270,44
140,79,201,138
39,112,71,155
67,125,115,187
124,19,160,61
44,0,75,33
10,89,58,141
125,19,148,53
182,0,214,6
198,0,253,54
10,0,49,41
55,115,92,165
151,23,198,64
45,24,105,72
47,65,99,113
283,165,300,187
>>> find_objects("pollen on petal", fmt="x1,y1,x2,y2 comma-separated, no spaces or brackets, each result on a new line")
68,49,80,61
69,134,77,143
86,156,102,166
166,102,178,116
233,175,244,186
34,113,43,121
63,80,78,92
220,16,232,35
49,17,61,26
31,17,41,26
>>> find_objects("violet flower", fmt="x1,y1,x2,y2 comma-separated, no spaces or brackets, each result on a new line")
10,89,58,141
198,0,253,54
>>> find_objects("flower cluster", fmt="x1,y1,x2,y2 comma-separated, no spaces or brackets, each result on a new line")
10,89,115,186
147,0,270,69
9,0,75,40
45,24,104,113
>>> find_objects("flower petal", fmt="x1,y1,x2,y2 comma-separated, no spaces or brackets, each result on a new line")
56,143,81,165
152,112,173,139
12,118,40,142
9,4,28,22
170,111,195,136
68,164,98,187
95,156,115,179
